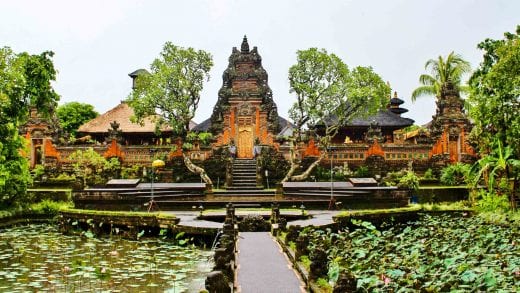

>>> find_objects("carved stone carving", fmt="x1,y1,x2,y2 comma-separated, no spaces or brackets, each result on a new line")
209,36,280,135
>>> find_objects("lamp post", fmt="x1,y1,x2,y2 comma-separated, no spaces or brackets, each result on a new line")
329,146,335,210
148,149,165,212
265,169,269,189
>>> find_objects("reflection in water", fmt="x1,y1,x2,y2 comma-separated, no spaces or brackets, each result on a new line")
0,224,213,292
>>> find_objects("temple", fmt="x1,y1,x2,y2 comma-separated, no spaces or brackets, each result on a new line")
22,36,476,183
193,36,291,158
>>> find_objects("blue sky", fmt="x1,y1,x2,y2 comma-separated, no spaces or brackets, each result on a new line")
1,0,519,125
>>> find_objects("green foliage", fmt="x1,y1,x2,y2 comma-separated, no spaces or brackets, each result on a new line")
476,190,511,213
1,47,59,208
47,173,76,185
68,148,112,187
127,42,213,185
411,51,471,101
422,168,436,180
300,214,520,291
288,48,388,137
121,165,140,179
32,164,45,180
440,163,471,186
128,42,213,137
56,102,98,136
354,166,370,177
258,147,290,184
397,170,420,190
471,139,520,209
285,48,389,181
383,169,419,189
29,200,71,216
0,126,31,207
468,26,520,159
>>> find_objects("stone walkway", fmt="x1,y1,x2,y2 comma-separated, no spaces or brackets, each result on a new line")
288,210,341,227
173,211,223,228
167,210,341,229
237,232,305,293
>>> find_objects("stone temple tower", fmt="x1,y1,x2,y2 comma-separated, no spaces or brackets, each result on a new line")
198,36,282,158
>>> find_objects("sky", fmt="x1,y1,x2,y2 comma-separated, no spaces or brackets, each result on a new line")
1,0,519,126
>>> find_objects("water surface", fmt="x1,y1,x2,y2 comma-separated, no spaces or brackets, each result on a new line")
0,224,212,292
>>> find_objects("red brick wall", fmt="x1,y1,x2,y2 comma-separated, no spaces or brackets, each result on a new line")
232,79,258,92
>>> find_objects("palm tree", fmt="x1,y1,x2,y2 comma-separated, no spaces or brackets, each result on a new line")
471,139,520,210
411,52,471,102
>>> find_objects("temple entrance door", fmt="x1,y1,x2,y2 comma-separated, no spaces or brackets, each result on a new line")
237,117,253,158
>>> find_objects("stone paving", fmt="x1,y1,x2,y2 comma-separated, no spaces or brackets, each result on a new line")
288,210,341,227
237,232,306,293
169,209,340,229
169,209,340,292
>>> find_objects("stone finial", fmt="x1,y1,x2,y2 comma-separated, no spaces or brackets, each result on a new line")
394,91,398,99
241,35,249,53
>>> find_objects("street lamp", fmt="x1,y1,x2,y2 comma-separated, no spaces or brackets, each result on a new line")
148,151,165,212
329,146,336,210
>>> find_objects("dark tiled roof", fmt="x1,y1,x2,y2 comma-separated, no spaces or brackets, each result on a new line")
192,118,211,132
390,97,405,105
389,107,409,115
278,116,294,130
325,110,414,128
349,110,414,127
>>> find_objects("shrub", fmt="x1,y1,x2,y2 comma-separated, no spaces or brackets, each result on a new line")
383,170,420,190
440,163,471,186
354,166,370,177
398,170,420,190
32,164,45,180
121,165,140,179
422,168,436,180
476,190,510,213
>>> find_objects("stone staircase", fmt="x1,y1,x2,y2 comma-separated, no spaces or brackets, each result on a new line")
213,159,275,199
230,159,257,189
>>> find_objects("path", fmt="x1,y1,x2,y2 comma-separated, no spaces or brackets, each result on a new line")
288,210,341,227
237,232,305,293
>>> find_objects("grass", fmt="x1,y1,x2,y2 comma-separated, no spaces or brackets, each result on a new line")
418,185,471,189
60,208,177,219
0,200,73,219
336,201,473,218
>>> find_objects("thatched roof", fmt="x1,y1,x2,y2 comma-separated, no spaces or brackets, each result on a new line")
78,102,197,134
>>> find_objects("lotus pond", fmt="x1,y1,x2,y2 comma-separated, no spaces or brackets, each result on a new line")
0,224,213,292
300,213,520,292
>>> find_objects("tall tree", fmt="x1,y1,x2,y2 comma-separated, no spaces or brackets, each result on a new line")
0,47,60,207
127,42,214,185
283,48,389,182
57,102,99,136
468,26,520,209
411,52,471,101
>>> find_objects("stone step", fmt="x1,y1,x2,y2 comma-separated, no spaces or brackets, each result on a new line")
226,186,263,190
233,170,256,175
215,191,273,195
232,181,257,185
233,174,257,178
233,163,256,166
233,167,256,171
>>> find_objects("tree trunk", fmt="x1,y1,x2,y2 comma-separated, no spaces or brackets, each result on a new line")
282,163,299,183
290,152,326,182
281,138,298,183
183,153,213,186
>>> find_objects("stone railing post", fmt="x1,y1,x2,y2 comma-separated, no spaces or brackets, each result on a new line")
205,203,237,293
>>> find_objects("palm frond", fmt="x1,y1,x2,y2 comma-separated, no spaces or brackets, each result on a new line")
411,85,436,102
